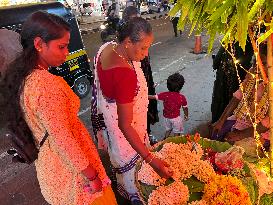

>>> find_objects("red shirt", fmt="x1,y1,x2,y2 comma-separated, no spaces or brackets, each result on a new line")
157,91,187,119
97,58,137,104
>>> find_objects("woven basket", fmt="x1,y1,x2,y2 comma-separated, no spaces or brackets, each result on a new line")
134,135,260,204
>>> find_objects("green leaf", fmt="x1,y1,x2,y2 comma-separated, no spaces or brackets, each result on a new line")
260,193,273,205
236,0,248,51
180,0,195,23
205,0,222,13
183,176,205,193
221,7,233,24
257,27,273,44
265,0,273,10
189,2,199,22
207,25,217,53
187,1,196,22
240,176,259,204
248,0,266,21
208,0,235,26
221,14,237,44
189,192,203,202
189,2,205,35
169,3,182,17
177,15,188,31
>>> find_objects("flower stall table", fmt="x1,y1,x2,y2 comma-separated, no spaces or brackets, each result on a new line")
135,135,273,205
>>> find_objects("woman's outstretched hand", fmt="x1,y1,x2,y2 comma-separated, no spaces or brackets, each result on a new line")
150,157,173,179
211,119,225,136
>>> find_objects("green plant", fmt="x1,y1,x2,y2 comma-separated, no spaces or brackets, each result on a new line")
169,0,273,52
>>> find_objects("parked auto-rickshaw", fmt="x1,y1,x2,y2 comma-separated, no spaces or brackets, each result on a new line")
0,2,93,98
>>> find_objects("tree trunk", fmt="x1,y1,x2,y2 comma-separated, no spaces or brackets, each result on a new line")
248,27,268,83
268,33,273,175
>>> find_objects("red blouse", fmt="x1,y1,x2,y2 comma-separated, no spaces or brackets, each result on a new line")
97,57,137,104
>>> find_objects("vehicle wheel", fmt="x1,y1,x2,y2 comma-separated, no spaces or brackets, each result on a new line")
101,31,108,42
149,10,153,14
73,77,91,99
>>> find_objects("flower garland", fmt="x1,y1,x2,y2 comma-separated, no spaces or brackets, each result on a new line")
203,175,251,205
188,200,207,205
148,181,189,205
138,141,215,186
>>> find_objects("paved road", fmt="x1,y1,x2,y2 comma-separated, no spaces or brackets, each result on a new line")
0,18,219,205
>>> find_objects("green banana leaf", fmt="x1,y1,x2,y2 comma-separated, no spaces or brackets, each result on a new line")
236,0,248,51
260,193,273,205
153,136,232,152
241,176,259,204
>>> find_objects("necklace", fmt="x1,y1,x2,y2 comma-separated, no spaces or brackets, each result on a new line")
112,45,132,67
36,64,48,70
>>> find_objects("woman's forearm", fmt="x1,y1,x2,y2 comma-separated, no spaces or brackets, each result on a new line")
116,103,151,159
218,97,240,122
118,123,150,159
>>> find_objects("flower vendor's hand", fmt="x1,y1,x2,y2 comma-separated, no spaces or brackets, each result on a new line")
151,157,173,179
211,119,225,135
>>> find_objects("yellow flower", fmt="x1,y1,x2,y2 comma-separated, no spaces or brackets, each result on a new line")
203,175,251,205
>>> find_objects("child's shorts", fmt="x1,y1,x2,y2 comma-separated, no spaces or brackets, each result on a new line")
164,116,184,134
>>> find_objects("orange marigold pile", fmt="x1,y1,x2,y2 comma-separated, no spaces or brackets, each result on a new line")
203,175,251,205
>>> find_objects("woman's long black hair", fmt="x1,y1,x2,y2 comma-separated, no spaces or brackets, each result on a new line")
0,11,70,144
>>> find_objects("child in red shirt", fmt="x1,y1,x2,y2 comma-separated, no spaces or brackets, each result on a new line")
149,73,188,138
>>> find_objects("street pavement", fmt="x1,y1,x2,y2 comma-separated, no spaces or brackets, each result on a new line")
0,16,219,205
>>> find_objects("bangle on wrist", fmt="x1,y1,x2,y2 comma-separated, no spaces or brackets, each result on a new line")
88,172,98,181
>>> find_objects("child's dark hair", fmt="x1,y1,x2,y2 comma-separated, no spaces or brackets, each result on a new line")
167,73,185,92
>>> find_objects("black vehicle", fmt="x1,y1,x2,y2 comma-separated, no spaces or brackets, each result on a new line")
0,2,93,98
